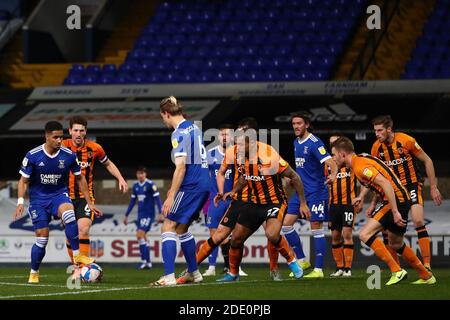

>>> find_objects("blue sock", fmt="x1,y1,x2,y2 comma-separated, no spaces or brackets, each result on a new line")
282,226,306,259
312,228,325,269
31,237,48,272
62,210,79,252
179,232,197,273
208,246,219,267
139,239,147,262
146,242,151,263
162,232,177,275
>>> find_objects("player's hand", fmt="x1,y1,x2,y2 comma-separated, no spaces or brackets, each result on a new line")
118,179,128,193
89,204,103,217
123,216,128,225
223,191,235,202
299,203,311,220
13,204,24,221
325,174,336,185
352,197,363,214
365,203,376,218
162,196,175,217
430,186,442,206
156,214,164,223
392,210,406,227
214,193,223,207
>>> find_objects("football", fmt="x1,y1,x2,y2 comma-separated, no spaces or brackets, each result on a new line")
80,263,103,283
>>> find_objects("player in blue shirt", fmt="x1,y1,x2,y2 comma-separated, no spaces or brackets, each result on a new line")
13,121,102,284
124,166,162,270
283,113,337,278
151,96,210,286
202,124,235,276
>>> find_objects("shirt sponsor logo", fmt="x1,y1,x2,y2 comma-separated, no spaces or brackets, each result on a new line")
243,174,266,182
384,157,407,167
40,174,62,185
336,171,351,179
295,157,305,168
76,159,91,168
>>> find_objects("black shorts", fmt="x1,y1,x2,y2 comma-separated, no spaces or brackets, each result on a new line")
372,201,411,235
72,198,94,221
405,183,424,206
329,204,355,231
237,202,286,233
220,200,247,229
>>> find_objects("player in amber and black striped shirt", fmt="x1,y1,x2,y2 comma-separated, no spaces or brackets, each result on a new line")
332,136,435,285
370,115,442,270
327,135,365,278
62,116,128,274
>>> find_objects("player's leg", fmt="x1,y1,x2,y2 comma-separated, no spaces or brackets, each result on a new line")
329,205,344,276
263,221,280,278
217,223,253,282
29,227,49,283
196,200,243,265
411,203,430,269
137,229,151,269
55,195,94,265
382,230,400,266
220,236,231,272
304,199,328,278
342,205,355,277
359,204,406,285
388,231,433,283
203,228,218,276
283,193,307,263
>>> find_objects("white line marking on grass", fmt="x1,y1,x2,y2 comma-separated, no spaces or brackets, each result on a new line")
0,281,103,289
0,286,150,299
0,275,48,279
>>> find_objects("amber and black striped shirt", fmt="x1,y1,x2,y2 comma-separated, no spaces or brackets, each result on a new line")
371,132,423,186
62,139,108,202
327,166,357,205
352,154,410,203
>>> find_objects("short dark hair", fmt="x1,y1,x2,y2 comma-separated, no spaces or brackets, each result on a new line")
136,166,147,173
291,112,311,125
218,123,234,130
237,117,258,130
371,115,393,129
160,96,183,116
69,116,88,129
45,121,63,133
331,136,354,153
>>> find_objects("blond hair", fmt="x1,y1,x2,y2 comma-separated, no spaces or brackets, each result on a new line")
160,96,183,116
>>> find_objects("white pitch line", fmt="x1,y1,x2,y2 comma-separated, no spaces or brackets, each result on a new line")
0,286,150,299
0,278,301,299
0,275,49,279
0,281,103,289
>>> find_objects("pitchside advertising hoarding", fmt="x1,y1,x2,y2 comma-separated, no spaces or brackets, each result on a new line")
1,201,449,266
10,100,218,130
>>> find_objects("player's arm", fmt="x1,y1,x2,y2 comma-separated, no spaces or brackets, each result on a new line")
103,159,128,193
223,175,246,201
13,176,29,221
281,166,311,220
372,174,406,227
214,162,228,207
324,158,338,185
352,185,369,214
162,156,186,216
123,191,137,225
75,174,103,217
415,149,442,206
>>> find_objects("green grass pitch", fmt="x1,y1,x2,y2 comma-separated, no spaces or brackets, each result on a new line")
0,264,449,300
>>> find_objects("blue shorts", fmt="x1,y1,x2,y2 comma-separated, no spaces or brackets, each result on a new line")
167,191,209,225
136,213,155,233
287,193,329,222
28,193,73,230
206,199,231,229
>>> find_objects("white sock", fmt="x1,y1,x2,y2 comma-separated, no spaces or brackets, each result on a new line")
314,268,323,272
30,269,38,274
73,250,80,256
208,265,216,270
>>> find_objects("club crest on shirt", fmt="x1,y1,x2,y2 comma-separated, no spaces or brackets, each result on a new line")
58,160,65,169
303,146,308,154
